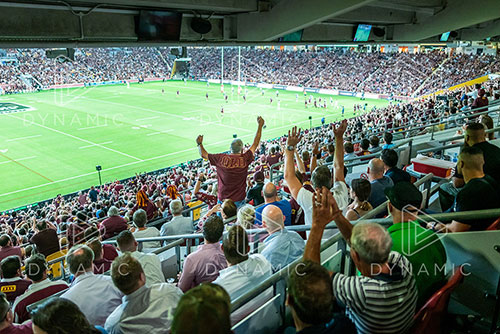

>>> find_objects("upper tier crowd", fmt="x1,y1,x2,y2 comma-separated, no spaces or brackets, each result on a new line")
2,47,500,96
0,76,500,333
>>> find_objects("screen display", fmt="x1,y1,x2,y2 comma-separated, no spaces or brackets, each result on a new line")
440,31,451,42
354,24,372,42
138,11,182,41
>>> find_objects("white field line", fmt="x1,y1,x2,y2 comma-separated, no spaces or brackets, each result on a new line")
0,156,37,165
0,114,325,198
77,124,108,131
146,130,174,136
136,116,160,122
6,135,42,142
79,141,113,149
7,114,142,162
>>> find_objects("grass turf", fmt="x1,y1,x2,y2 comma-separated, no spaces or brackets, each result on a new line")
0,80,389,211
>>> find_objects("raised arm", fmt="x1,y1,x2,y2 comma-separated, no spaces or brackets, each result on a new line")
303,187,342,263
294,150,306,174
249,116,265,154
333,120,347,183
310,142,320,172
284,126,303,200
196,135,209,160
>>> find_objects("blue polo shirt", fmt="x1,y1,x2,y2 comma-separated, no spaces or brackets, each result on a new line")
255,200,292,226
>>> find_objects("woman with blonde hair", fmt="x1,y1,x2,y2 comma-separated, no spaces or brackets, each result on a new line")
236,204,256,230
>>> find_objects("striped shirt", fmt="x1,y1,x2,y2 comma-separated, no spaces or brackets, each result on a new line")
332,251,417,334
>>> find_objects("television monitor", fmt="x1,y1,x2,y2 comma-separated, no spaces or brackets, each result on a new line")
440,31,451,42
354,24,372,42
138,11,182,41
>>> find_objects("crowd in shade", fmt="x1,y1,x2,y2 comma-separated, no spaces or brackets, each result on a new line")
2,47,500,96
0,47,500,333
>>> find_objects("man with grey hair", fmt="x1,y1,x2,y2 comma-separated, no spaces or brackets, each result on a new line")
367,158,394,208
196,116,265,207
132,209,161,250
260,205,304,271
304,187,417,334
100,205,128,240
61,245,122,326
160,200,194,237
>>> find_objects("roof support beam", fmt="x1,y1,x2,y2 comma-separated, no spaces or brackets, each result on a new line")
236,0,375,41
392,0,500,41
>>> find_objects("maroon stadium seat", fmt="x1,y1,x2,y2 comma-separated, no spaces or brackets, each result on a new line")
410,265,465,334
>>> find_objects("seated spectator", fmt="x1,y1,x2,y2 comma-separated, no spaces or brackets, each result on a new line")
325,143,335,163
196,117,265,207
160,200,193,236
284,123,349,239
345,178,373,220
99,206,128,240
480,115,495,140
13,254,69,323
304,188,417,334
369,135,382,153
236,205,258,230
171,283,232,334
116,231,165,286
464,122,500,183
0,256,31,303
430,146,500,232
261,205,304,271
381,149,411,184
87,240,112,274
220,199,237,223
246,171,265,206
84,227,118,263
343,142,357,160
105,253,182,334
133,188,159,221
471,88,489,109
213,225,272,322
255,182,292,225
61,245,122,327
356,138,371,156
30,220,60,257
385,182,446,307
66,211,91,248
0,235,24,263
132,209,161,250
178,216,226,292
0,292,32,334
382,132,395,149
287,260,355,334
367,158,394,208
31,298,105,334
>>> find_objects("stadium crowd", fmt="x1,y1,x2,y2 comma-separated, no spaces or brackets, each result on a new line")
2,47,500,96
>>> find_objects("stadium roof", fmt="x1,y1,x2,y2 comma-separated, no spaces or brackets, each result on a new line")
0,0,500,46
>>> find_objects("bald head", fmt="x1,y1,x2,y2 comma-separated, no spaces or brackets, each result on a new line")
263,182,277,202
368,158,385,180
262,205,284,233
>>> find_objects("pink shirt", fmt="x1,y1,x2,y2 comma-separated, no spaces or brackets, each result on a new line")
177,242,227,292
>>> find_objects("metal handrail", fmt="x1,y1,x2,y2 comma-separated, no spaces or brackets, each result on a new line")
436,125,500,145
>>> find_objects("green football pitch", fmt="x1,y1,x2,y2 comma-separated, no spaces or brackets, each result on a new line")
0,80,389,211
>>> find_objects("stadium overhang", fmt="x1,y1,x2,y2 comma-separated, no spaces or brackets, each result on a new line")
0,0,499,46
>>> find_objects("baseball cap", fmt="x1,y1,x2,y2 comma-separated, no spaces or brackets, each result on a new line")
384,182,422,211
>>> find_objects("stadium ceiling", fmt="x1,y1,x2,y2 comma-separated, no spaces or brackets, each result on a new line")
1,0,500,46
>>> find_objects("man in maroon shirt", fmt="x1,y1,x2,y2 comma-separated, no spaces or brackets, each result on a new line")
99,206,128,240
30,221,60,258
0,236,24,263
196,116,265,207
13,254,69,323
0,292,32,334
0,257,31,303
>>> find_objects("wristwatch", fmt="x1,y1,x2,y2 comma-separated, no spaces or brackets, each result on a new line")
287,145,295,151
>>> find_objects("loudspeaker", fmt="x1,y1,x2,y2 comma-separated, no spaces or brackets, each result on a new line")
191,17,212,35
373,27,385,37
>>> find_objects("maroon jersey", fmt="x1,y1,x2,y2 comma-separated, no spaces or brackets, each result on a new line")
0,278,31,303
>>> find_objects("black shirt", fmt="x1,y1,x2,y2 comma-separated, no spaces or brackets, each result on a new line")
385,167,411,184
455,175,500,230
474,141,500,183
246,182,264,206
297,314,356,334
